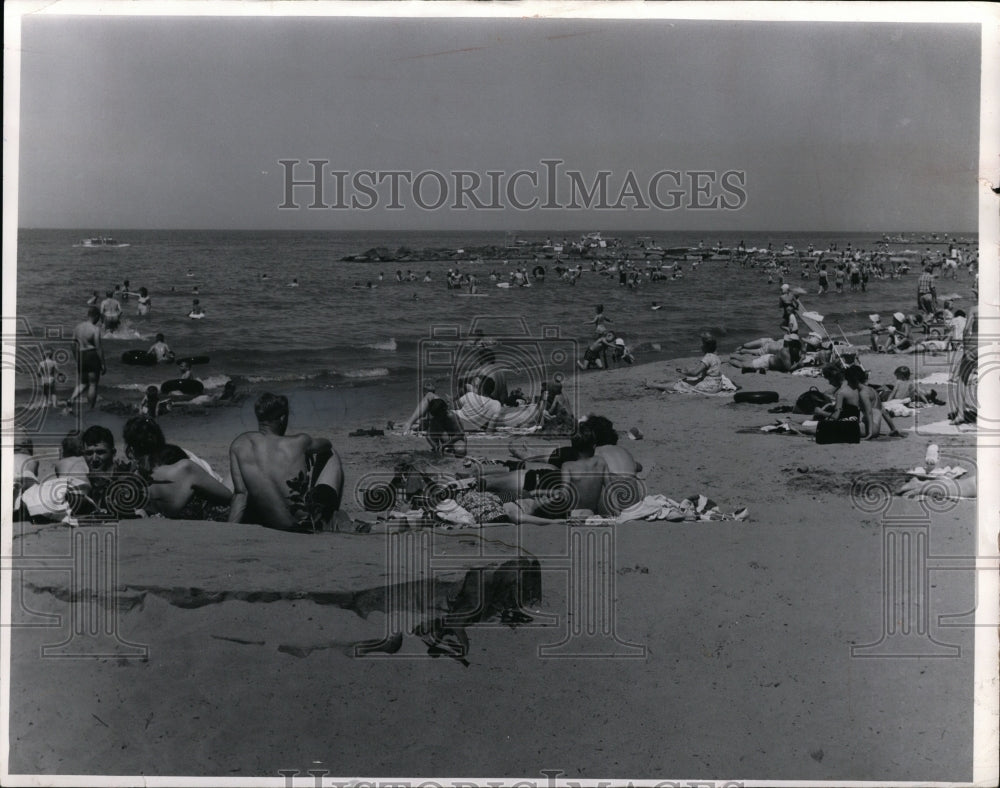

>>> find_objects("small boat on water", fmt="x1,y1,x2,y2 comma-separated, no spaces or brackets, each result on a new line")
75,236,130,248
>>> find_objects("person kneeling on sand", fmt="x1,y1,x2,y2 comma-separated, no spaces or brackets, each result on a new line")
229,392,344,531
502,422,611,524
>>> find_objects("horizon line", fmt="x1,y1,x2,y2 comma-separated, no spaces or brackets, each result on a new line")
16,226,980,235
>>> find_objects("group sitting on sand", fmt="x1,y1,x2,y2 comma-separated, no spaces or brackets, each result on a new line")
401,374,575,448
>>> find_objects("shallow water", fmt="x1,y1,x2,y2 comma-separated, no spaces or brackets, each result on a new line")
15,228,976,407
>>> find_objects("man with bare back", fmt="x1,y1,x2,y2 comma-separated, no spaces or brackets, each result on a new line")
503,422,611,524
228,392,343,531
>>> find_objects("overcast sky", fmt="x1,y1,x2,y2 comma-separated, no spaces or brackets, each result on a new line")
14,15,982,232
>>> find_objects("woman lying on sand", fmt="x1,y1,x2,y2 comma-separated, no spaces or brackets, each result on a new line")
729,335,806,374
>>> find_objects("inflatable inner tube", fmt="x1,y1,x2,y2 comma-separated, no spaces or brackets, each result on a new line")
733,390,780,404
121,350,157,366
161,379,205,397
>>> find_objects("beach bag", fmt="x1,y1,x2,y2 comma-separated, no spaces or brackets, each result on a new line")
815,418,861,444
794,387,832,414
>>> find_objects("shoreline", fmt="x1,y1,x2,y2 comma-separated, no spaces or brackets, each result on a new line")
16,342,973,519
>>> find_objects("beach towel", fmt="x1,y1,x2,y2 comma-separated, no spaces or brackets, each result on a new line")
883,400,916,417
615,494,748,524
758,420,807,436
17,476,92,523
906,420,977,435
791,367,823,377
668,374,739,395
918,372,952,385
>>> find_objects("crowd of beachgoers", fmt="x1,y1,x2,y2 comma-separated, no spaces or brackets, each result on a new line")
11,235,979,530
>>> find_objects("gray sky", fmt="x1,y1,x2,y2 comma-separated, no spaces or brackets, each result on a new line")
15,15,982,231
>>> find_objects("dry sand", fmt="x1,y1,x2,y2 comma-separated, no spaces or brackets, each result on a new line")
7,349,979,781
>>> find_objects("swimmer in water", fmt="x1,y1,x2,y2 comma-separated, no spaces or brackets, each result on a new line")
178,360,193,380
149,333,174,363
289,278,299,287
261,273,269,281
137,287,151,316
188,299,205,319
192,286,199,295
651,302,662,311
186,269,195,277
585,305,612,336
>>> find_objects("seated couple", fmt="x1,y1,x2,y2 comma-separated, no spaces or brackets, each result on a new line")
480,415,641,524
799,364,904,440
501,420,640,524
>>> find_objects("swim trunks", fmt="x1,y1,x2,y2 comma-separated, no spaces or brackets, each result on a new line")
79,349,102,376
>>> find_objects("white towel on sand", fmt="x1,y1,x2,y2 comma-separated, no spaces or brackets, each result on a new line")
907,420,976,435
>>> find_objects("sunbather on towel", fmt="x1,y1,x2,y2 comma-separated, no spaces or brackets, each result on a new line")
730,335,807,374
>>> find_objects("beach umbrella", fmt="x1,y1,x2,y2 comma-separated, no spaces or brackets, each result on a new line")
798,310,826,337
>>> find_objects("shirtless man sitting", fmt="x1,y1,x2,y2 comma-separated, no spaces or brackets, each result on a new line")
228,392,344,531
503,423,611,524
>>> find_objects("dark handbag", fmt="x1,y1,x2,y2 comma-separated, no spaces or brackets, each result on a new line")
794,386,833,414
815,418,861,444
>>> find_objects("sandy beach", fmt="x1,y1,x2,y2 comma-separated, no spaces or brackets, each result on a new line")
7,347,979,780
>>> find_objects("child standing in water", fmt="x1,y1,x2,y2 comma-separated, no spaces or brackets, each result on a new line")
586,305,612,336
